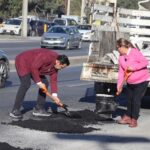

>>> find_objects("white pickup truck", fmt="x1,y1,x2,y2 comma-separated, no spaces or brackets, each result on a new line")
80,0,150,116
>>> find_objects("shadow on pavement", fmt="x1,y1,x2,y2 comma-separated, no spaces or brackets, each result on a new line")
56,133,150,143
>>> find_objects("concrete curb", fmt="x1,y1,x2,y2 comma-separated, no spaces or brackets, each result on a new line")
0,35,41,41
9,55,88,70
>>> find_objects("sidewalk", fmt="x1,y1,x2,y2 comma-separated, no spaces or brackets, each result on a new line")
0,35,41,41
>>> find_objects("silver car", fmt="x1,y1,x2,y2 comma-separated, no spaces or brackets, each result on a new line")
40,25,82,50
0,50,9,88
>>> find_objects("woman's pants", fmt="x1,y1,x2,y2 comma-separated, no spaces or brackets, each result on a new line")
12,74,49,110
126,81,149,119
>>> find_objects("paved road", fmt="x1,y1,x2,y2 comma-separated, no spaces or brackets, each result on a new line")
0,65,150,150
0,37,90,60
0,37,150,150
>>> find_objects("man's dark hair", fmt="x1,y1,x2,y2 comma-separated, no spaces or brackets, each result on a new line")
57,55,70,66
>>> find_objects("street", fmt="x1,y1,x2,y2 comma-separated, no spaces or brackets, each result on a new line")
0,65,95,111
0,38,90,60
0,65,150,150
0,39,150,150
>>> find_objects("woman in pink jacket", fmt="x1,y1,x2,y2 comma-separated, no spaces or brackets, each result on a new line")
116,38,149,128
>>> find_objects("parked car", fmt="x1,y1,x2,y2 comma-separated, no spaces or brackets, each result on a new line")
18,15,39,22
2,18,30,35
40,25,82,49
0,24,4,34
0,50,9,88
77,24,92,41
53,18,78,26
30,20,57,36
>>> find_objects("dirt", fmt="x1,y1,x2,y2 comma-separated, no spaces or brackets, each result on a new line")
8,109,114,134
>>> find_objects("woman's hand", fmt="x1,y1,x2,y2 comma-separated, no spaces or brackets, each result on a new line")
116,86,123,95
126,66,133,72
125,67,133,80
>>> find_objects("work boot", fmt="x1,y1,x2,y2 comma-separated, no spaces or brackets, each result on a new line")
129,118,137,128
118,115,131,124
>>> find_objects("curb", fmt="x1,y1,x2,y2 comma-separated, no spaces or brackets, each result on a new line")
0,35,41,41
9,55,88,70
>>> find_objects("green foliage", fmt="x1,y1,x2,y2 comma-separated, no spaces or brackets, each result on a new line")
0,0,144,20
117,0,142,9
70,0,81,16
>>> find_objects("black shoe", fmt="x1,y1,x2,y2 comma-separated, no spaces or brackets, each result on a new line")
9,109,22,119
32,107,51,117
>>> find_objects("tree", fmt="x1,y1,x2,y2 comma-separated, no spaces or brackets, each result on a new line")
70,0,81,16
117,0,142,9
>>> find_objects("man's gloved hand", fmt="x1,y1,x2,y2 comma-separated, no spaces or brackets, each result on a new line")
37,82,48,93
53,97,63,107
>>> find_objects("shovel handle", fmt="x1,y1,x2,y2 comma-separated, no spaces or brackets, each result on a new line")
43,90,63,107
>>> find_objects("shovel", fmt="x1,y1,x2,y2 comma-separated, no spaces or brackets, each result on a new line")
116,69,132,96
42,89,72,117
61,104,72,117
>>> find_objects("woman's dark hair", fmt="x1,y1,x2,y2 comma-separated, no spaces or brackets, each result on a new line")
57,55,70,66
116,38,135,48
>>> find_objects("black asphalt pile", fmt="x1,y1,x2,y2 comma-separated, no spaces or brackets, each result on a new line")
9,109,114,134
0,142,32,150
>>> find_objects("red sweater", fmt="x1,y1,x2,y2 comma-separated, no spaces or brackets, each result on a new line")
15,48,58,93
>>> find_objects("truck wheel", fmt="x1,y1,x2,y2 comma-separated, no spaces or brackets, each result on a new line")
10,31,14,35
0,60,8,88
41,46,46,48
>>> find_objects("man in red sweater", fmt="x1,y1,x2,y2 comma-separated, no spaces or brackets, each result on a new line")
10,48,70,119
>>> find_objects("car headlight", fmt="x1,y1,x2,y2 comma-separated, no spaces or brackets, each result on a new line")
59,37,66,41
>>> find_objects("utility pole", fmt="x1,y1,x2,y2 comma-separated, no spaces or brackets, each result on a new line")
22,0,28,37
67,0,71,15
81,0,86,24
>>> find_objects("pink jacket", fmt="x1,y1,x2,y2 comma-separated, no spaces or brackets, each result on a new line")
117,48,149,89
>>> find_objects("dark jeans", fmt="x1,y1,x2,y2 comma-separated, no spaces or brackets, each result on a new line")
126,81,149,119
12,74,49,110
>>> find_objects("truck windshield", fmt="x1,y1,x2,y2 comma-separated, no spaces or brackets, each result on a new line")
5,19,21,25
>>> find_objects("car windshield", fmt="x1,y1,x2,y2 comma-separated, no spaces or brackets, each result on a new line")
54,20,66,25
5,19,21,25
78,25,91,30
48,27,67,33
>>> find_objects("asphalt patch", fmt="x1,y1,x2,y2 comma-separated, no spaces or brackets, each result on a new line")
0,142,32,150
8,109,114,134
